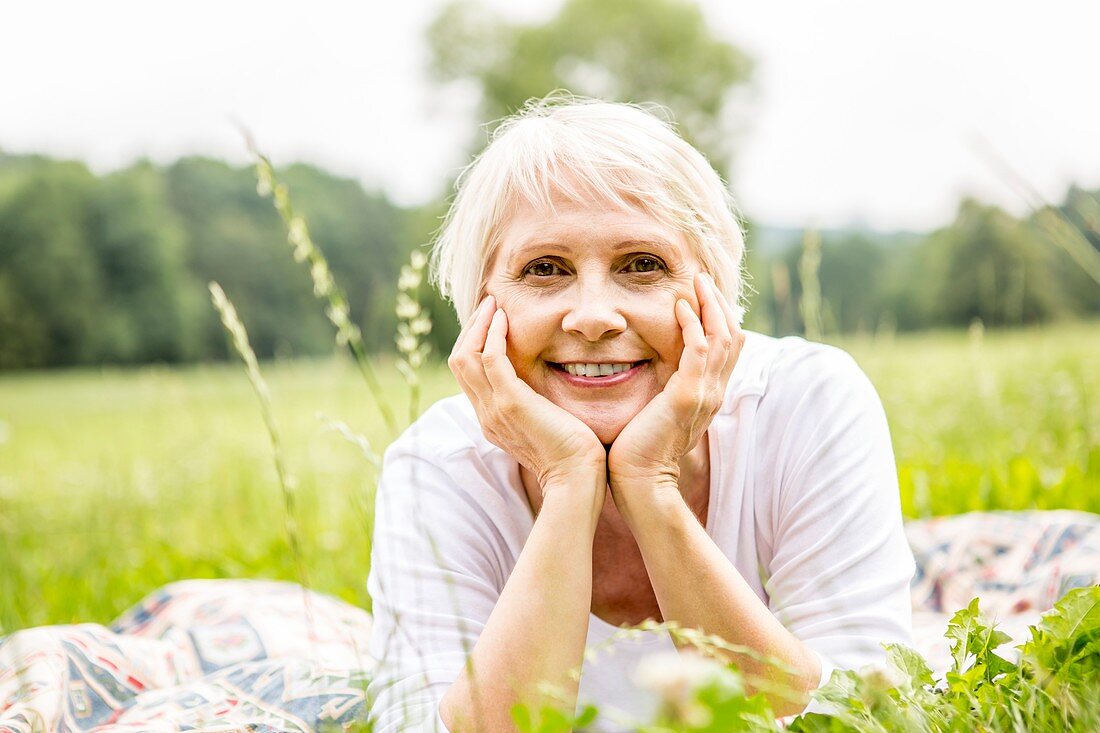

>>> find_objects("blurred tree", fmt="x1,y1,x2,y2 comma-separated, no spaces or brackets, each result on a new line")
426,0,753,177
279,164,412,356
0,153,415,368
817,234,889,333
0,161,102,368
163,157,331,361
919,199,1066,327
1052,186,1100,314
164,158,412,361
87,162,205,363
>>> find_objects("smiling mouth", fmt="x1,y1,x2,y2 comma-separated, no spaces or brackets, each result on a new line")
548,360,649,378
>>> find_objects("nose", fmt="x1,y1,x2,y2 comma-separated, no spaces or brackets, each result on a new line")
560,280,627,341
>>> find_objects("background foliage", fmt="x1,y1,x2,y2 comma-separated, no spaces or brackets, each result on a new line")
1,151,1098,370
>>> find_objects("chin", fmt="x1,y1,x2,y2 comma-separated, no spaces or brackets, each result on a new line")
587,419,628,447
571,404,640,446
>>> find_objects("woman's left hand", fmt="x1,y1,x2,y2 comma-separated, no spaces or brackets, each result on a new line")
607,272,745,503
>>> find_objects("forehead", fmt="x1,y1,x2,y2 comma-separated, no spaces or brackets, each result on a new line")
495,193,693,265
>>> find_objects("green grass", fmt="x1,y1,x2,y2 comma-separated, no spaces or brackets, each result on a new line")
1,322,1098,632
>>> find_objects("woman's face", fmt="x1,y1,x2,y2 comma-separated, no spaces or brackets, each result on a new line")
484,194,703,445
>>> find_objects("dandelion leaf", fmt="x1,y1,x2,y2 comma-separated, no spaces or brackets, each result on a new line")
884,643,934,688
945,597,1015,679
1022,585,1100,674
1035,585,1100,642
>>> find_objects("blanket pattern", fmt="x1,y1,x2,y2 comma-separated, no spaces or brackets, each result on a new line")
0,581,373,732
2,511,1098,732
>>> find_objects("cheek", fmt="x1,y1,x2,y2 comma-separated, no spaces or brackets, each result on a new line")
628,289,688,380
496,294,558,378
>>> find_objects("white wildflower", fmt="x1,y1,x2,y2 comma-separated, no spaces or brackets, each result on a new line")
395,359,419,386
858,663,907,691
311,261,332,296
398,265,421,292
287,217,307,246
395,293,420,319
255,168,273,197
633,650,724,703
273,183,289,209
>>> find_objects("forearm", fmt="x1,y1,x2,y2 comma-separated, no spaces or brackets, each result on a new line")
620,488,820,717
439,473,603,732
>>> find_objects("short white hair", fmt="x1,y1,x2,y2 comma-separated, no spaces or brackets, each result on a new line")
429,94,747,326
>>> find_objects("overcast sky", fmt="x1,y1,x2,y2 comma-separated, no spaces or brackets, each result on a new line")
4,0,1098,231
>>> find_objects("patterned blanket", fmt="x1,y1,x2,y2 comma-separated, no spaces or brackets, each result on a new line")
2,511,1098,732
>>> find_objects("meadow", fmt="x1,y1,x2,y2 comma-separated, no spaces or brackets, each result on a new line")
1,320,1097,634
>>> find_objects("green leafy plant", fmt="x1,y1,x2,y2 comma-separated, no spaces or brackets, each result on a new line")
505,588,1100,732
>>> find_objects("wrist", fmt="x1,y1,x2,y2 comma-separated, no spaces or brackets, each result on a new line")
540,468,607,529
540,452,606,492
609,473,684,528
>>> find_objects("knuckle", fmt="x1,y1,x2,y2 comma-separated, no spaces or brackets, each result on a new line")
691,342,709,360
716,335,734,352
451,353,475,374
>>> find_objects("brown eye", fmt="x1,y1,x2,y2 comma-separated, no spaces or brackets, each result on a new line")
625,256,665,274
524,260,564,278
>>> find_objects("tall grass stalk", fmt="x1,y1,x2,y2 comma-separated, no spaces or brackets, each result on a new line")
799,228,824,341
395,249,433,425
970,132,1100,286
208,281,317,648
247,142,399,438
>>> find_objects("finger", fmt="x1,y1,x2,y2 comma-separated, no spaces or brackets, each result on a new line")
481,308,522,393
696,273,734,377
450,296,494,400
674,297,708,385
451,295,494,360
451,347,492,407
710,283,746,382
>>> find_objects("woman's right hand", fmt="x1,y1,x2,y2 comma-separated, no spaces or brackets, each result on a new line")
449,296,607,493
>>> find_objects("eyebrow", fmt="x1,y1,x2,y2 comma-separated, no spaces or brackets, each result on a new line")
507,238,675,267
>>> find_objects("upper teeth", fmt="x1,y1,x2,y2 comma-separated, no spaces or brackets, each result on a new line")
562,363,634,377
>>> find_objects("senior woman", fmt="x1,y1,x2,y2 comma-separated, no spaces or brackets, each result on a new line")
366,97,915,732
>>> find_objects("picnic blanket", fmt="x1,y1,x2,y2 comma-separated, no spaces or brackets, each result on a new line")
2,510,1098,732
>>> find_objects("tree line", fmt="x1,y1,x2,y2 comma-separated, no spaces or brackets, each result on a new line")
0,153,438,369
0,149,1097,370
746,191,1100,337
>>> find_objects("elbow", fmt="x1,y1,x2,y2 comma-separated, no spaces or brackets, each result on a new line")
760,642,822,718
439,678,520,733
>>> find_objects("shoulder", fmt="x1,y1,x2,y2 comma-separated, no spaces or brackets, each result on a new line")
723,331,874,416
378,392,525,526
384,391,488,465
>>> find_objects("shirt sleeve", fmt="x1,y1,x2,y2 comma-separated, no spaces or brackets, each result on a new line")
365,439,507,733
756,344,916,682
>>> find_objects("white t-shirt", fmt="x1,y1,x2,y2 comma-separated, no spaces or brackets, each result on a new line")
366,332,916,732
